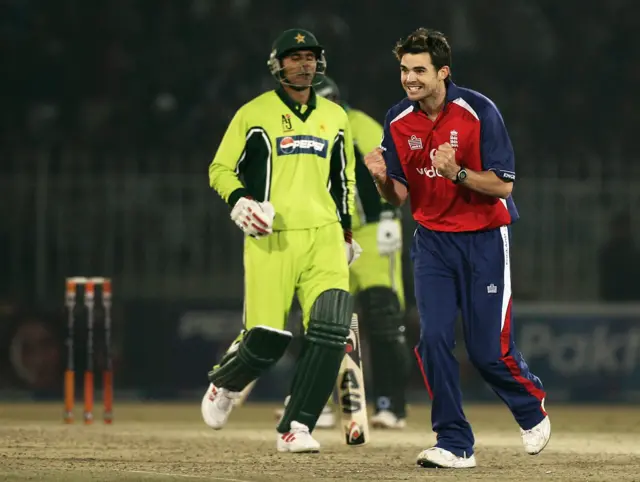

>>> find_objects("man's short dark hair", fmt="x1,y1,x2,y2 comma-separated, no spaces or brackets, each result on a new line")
393,28,452,81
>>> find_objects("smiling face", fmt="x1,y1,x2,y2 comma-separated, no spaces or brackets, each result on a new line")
393,28,453,103
400,52,448,102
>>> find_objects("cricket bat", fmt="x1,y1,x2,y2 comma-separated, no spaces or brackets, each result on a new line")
337,313,370,446
234,379,257,407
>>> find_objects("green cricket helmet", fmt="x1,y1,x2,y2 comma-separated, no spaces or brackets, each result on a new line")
267,28,327,86
314,75,340,102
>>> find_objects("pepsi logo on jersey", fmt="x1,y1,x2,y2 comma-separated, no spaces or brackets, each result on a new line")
277,135,329,158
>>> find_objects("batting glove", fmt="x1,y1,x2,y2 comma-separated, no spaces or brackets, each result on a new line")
230,197,275,237
344,230,363,266
377,212,401,255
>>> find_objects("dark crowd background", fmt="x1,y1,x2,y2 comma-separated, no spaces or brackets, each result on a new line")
1,0,639,402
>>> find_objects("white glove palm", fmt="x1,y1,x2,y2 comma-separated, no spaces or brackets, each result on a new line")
345,238,363,266
230,197,275,237
377,216,401,255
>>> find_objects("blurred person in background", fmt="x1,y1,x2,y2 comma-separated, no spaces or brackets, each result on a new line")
201,28,361,453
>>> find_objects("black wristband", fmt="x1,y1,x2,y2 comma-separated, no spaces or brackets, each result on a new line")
453,167,467,184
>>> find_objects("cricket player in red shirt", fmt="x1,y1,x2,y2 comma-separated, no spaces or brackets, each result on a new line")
364,28,550,469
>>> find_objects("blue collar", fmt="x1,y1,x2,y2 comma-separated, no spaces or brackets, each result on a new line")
445,81,460,102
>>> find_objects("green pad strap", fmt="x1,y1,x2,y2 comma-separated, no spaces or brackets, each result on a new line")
277,289,353,433
208,325,292,392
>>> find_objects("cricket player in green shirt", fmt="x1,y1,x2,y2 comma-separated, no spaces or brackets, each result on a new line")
275,76,411,430
201,28,361,454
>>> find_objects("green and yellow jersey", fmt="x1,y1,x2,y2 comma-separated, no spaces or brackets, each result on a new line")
209,87,356,232
346,107,396,231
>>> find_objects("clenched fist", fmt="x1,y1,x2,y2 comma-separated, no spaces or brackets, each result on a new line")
431,143,459,181
364,148,388,183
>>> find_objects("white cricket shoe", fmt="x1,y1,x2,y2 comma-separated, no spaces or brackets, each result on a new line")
277,421,321,453
417,447,476,469
521,415,551,455
371,410,406,429
201,382,241,430
275,396,336,429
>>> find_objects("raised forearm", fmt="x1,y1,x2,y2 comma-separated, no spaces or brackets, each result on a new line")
374,176,408,207
460,169,513,199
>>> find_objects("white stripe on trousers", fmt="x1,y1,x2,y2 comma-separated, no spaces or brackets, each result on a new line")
498,225,512,331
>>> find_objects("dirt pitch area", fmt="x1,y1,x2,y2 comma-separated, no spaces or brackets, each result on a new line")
1,402,640,481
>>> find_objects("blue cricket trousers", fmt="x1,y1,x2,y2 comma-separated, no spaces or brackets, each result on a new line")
411,224,546,457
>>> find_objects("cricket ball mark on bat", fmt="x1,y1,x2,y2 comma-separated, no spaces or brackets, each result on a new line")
337,314,369,446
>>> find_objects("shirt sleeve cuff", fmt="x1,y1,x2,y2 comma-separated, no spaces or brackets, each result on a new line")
227,188,251,208
340,213,352,232
488,168,516,182
388,173,409,187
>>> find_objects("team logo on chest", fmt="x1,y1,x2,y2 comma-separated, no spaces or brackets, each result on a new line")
281,114,293,132
408,135,423,150
449,130,458,149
